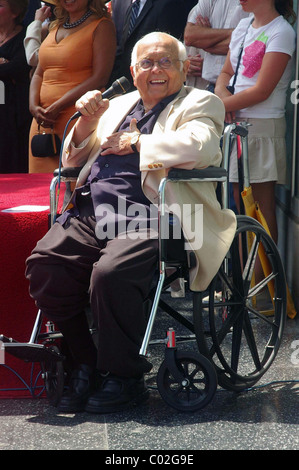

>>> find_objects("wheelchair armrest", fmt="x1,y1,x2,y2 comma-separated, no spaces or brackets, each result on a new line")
53,167,82,179
168,167,227,181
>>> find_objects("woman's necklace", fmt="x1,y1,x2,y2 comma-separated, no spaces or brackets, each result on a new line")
0,26,16,45
63,9,92,29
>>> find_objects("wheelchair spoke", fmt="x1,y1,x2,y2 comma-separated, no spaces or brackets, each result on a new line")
231,236,244,297
247,273,277,300
189,366,206,385
209,302,245,366
214,303,243,346
242,310,262,371
218,268,235,297
230,309,245,373
242,232,260,290
247,304,277,326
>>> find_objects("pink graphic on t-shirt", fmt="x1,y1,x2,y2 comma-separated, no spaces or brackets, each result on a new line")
242,32,268,78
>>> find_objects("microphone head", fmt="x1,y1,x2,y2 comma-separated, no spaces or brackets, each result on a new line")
111,77,131,96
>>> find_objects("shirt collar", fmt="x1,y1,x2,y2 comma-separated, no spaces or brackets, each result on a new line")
140,90,181,116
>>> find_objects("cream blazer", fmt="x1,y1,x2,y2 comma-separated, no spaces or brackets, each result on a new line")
62,86,237,291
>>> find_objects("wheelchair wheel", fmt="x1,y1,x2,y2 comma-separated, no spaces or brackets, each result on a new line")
193,216,287,392
157,350,217,412
40,345,65,406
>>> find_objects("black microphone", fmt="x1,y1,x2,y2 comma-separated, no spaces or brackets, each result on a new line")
70,77,131,121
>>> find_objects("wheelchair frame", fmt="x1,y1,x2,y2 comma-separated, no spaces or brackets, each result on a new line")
0,123,287,411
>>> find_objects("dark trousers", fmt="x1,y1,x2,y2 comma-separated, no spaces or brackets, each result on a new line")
25,200,158,378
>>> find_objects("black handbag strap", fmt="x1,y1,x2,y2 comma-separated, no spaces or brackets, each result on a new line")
230,18,254,92
37,124,55,132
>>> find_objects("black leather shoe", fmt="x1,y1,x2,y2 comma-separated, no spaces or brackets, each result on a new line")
85,375,149,413
58,364,96,413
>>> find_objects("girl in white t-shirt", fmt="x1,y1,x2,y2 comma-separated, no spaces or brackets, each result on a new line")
215,0,296,243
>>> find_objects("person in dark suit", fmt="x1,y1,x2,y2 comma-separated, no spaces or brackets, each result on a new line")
109,0,197,87
111,0,131,46
23,0,41,27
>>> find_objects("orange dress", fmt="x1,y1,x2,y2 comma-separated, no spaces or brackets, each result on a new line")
29,18,108,173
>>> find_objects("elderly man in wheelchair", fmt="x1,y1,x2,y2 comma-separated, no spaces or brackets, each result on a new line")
25,31,237,414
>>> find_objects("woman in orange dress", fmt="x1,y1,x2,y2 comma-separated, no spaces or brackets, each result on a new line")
28,0,116,173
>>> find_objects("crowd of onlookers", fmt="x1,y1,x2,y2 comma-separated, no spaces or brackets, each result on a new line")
0,0,197,174
0,0,297,241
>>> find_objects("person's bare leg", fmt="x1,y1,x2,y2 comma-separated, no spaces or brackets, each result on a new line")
251,181,277,243
232,183,240,213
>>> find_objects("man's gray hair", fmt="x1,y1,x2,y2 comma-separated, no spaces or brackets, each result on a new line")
131,32,187,71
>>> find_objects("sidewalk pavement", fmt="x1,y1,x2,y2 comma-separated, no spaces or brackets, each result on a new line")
0,304,298,451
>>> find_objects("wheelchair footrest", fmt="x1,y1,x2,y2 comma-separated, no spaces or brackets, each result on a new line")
2,342,64,363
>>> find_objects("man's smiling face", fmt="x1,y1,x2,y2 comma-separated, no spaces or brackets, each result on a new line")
131,33,189,111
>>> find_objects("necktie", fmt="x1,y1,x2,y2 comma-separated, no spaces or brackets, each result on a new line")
128,0,140,35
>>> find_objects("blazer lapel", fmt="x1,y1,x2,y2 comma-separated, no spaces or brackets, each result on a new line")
151,87,187,133
140,87,187,188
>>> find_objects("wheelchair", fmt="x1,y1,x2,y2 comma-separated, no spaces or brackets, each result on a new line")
0,123,287,412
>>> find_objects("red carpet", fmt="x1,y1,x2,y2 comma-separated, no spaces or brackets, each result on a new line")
0,173,64,398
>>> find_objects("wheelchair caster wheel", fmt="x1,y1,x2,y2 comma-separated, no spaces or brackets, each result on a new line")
40,345,65,407
157,350,217,412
